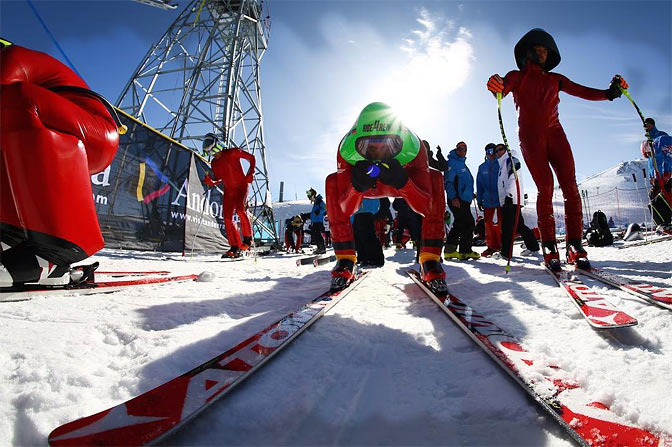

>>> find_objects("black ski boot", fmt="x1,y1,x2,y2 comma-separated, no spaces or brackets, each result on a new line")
421,259,448,296
542,241,562,272
566,239,590,270
330,258,356,291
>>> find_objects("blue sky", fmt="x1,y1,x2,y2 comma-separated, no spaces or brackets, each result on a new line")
2,0,671,201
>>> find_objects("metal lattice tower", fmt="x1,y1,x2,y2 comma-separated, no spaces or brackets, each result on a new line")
117,0,277,243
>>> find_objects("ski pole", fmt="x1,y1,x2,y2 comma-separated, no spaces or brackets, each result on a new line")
496,92,522,274
618,85,672,212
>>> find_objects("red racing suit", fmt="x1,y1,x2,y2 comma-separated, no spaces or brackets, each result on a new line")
0,45,119,264
205,148,255,248
501,61,609,242
326,143,445,261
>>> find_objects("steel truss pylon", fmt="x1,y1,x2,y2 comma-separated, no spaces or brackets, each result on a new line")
116,0,278,244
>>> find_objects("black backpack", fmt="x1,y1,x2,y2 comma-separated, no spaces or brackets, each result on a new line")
586,210,613,246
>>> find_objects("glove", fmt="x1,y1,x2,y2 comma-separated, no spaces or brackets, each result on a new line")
487,74,504,94
204,174,217,187
351,160,377,192
606,75,627,100
436,145,442,154
377,159,409,189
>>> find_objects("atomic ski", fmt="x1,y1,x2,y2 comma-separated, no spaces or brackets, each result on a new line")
48,271,369,446
0,274,198,302
577,267,672,310
408,269,669,447
543,264,637,329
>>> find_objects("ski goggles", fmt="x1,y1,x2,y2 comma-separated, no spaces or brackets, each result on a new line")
354,135,403,161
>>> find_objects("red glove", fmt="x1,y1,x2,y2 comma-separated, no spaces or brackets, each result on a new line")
204,174,218,187
612,75,628,89
487,74,504,94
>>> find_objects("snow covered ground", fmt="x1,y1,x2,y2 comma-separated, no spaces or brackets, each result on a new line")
1,240,671,446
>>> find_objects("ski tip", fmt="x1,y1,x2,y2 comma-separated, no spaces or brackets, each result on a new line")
197,271,216,282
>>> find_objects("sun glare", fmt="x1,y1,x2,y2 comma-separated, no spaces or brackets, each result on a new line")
370,10,474,131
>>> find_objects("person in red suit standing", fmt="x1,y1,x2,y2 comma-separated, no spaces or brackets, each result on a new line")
202,133,256,258
0,39,121,287
486,28,626,270
325,102,447,294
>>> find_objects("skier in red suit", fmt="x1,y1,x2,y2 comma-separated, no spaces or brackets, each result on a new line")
486,28,626,270
0,40,121,287
202,133,256,258
326,102,447,294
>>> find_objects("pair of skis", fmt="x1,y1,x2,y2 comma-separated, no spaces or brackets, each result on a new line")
544,262,672,329
48,262,672,446
407,270,671,447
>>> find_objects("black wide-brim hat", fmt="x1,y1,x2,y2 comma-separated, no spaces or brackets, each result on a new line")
514,28,561,71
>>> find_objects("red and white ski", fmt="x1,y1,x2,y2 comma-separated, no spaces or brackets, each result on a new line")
543,264,637,329
0,274,198,302
47,272,369,446
408,269,670,447
577,267,672,311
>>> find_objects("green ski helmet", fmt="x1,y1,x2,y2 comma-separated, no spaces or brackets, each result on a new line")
338,102,420,166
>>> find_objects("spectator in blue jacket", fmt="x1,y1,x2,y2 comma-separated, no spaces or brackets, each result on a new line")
443,142,479,260
643,118,669,181
649,135,672,228
307,188,327,254
476,143,502,257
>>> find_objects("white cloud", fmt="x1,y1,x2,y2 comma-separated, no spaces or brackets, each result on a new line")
369,8,474,129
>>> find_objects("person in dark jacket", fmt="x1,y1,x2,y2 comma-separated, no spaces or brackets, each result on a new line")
426,140,448,172
476,143,502,257
487,28,626,270
284,215,304,252
443,142,479,260
306,188,327,254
